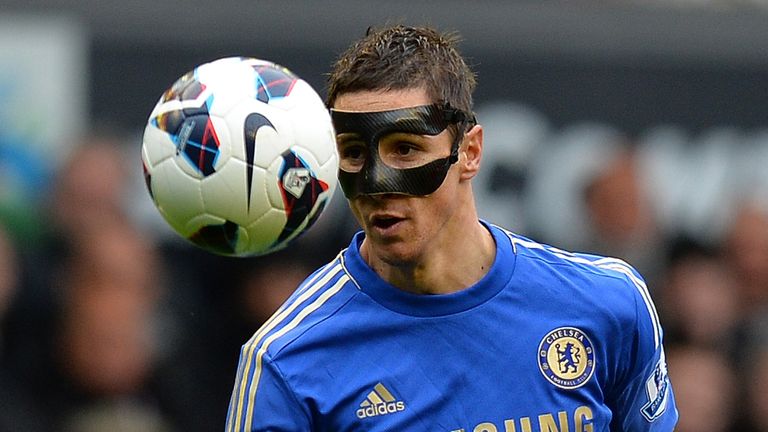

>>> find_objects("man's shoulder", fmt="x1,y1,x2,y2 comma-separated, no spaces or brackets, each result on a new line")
497,227,661,343
493,226,649,317
498,227,643,284
244,255,360,363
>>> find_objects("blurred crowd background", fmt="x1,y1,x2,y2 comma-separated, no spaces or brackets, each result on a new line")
1,1,768,431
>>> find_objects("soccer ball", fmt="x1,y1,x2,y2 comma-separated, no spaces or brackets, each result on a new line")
141,57,338,256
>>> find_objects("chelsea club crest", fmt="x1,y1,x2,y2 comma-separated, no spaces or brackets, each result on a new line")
538,327,595,389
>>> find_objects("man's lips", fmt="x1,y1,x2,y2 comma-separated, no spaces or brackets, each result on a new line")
369,214,406,230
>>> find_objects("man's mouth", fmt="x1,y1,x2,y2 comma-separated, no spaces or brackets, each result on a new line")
371,215,404,230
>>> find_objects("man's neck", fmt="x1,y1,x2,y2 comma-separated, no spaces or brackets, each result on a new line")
362,220,496,295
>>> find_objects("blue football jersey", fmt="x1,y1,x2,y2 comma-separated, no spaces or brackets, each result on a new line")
226,223,678,431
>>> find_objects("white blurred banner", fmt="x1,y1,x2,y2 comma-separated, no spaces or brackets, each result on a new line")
0,15,87,234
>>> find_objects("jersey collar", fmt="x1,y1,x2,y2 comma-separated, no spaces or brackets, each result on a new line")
342,221,517,317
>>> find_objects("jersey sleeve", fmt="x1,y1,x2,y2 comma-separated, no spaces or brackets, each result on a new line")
610,270,678,431
225,346,312,432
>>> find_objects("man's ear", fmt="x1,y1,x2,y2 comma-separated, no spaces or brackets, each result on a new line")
459,124,483,181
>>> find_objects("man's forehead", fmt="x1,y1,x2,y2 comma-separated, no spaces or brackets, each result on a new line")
332,88,432,112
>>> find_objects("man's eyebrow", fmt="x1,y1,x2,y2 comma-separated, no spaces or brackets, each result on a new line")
380,131,430,140
335,133,364,143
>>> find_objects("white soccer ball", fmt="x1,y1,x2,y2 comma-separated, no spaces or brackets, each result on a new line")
141,57,338,256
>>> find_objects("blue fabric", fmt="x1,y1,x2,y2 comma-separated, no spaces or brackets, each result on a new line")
226,223,678,432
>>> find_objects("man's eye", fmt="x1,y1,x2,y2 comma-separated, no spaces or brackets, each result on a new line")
395,143,421,157
343,146,364,159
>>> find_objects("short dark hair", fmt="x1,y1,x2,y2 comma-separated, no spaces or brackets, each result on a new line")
326,25,477,113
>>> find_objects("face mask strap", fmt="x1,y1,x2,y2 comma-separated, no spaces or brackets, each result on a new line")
440,103,477,164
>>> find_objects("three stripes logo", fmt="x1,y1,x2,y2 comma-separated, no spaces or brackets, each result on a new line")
355,383,406,419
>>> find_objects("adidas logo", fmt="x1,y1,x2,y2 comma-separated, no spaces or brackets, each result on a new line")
355,383,406,419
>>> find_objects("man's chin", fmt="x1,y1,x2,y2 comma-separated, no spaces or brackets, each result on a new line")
370,243,422,268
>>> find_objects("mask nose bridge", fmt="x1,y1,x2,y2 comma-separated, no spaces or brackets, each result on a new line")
360,121,398,181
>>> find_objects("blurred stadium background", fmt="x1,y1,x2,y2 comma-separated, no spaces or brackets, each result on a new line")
1,1,767,431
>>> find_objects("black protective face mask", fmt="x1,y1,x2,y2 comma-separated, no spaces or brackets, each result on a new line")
330,103,474,199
